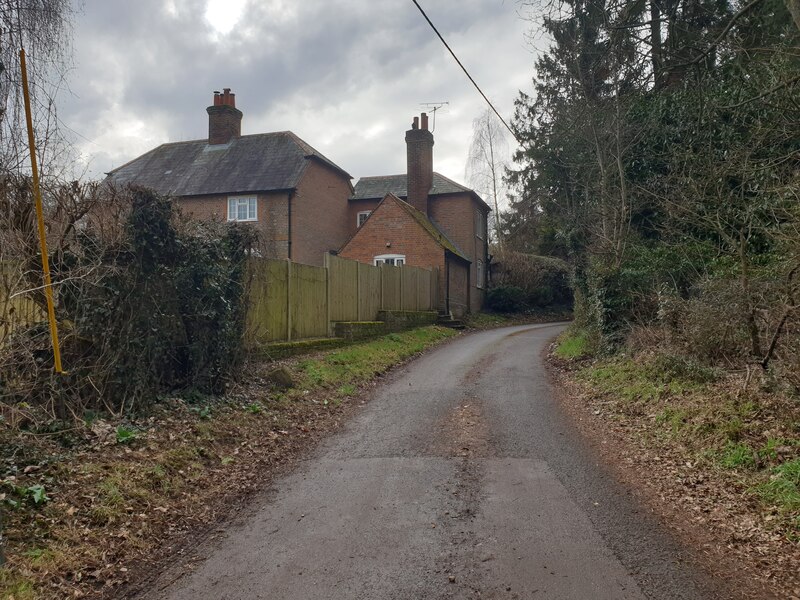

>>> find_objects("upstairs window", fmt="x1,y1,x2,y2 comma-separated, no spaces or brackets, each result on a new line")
475,209,485,239
374,254,405,266
357,211,371,228
228,196,257,222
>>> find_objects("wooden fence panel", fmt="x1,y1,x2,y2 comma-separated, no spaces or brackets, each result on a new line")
416,269,431,310
0,264,46,346
381,265,401,310
0,294,43,346
358,262,382,321
245,256,441,345
290,262,328,339
245,259,288,344
328,255,358,322
401,267,418,310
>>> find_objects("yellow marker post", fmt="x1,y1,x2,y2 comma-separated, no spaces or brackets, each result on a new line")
19,48,63,373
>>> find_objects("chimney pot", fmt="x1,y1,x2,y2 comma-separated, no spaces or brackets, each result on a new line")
412,116,419,130
421,112,429,130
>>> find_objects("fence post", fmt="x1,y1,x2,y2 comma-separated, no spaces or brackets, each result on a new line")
356,263,362,321
380,263,385,310
286,259,293,342
432,268,437,310
399,267,403,311
414,269,419,311
324,253,332,337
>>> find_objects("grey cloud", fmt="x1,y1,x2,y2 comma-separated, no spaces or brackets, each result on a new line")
60,0,534,184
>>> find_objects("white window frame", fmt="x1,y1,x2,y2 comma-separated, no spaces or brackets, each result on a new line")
374,254,406,267
476,259,484,289
357,210,372,228
227,196,258,222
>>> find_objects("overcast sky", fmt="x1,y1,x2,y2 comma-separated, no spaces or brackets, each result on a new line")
59,0,539,194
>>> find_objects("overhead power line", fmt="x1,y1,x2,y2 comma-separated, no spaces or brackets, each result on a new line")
410,0,521,145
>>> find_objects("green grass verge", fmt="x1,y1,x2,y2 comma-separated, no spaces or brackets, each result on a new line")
566,349,799,537
579,354,717,404
554,329,590,359
296,326,457,390
755,458,800,514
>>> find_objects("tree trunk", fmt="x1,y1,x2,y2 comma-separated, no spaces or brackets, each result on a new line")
739,230,763,358
650,0,663,88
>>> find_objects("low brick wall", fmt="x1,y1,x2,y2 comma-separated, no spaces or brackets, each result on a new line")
334,321,387,340
377,310,438,331
254,337,349,360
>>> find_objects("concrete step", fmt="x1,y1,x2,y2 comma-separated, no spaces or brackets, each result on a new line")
437,317,465,329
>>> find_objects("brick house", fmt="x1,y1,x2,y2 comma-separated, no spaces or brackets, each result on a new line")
339,113,490,316
106,89,353,266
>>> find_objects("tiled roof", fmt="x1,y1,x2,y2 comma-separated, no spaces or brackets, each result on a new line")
388,195,470,262
351,172,486,208
106,132,351,197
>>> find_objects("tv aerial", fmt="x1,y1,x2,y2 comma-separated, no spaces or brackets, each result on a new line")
420,102,449,131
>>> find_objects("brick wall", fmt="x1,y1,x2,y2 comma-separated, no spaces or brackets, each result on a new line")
429,193,488,313
206,105,242,145
347,198,380,237
291,161,353,266
405,124,433,214
339,195,446,277
175,192,290,259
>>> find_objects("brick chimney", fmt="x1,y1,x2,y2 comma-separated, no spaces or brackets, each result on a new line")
206,88,242,145
405,112,434,214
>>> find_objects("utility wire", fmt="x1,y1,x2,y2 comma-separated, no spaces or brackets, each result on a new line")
410,0,521,145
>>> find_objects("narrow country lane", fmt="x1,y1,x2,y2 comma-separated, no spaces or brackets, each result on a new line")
145,324,725,600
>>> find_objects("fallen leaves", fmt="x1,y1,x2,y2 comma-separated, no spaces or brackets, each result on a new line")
549,351,800,600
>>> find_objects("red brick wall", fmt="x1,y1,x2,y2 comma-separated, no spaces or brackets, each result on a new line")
206,105,242,145
291,161,354,266
175,192,290,259
429,193,488,312
347,198,380,236
405,125,433,214
339,195,446,278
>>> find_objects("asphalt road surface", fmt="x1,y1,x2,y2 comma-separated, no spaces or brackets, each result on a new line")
148,323,725,600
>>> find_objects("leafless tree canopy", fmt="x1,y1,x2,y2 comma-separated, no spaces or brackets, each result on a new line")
465,108,510,244
0,0,74,176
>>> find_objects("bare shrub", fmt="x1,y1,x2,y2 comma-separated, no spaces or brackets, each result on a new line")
0,177,256,422
491,250,572,307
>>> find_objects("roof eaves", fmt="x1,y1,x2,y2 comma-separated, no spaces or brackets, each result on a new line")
394,198,471,262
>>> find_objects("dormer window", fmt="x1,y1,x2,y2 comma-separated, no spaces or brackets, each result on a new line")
227,196,257,222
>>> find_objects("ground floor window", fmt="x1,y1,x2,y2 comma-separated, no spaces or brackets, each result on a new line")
227,196,257,222
374,254,405,266
477,259,484,288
